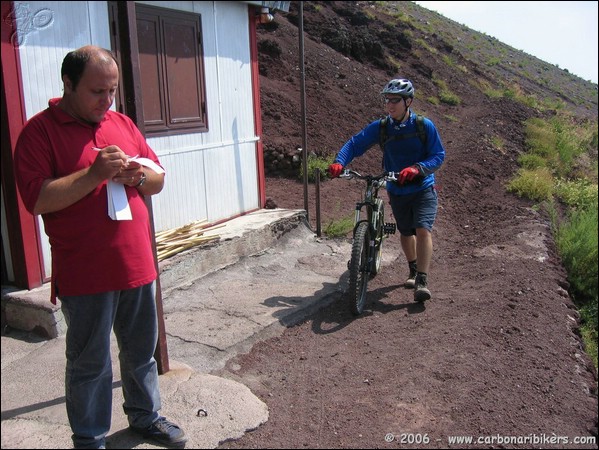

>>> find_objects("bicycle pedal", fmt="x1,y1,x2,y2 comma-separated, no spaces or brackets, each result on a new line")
383,222,396,235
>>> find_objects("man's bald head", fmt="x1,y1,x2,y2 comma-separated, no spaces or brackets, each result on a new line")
61,46,118,91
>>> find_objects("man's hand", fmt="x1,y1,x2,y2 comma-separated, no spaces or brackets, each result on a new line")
398,166,421,184
114,159,144,186
89,145,129,181
328,163,344,178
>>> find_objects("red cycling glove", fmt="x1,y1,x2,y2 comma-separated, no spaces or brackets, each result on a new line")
328,163,344,178
398,166,421,184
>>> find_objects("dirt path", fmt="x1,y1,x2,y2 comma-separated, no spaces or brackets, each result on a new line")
215,175,597,448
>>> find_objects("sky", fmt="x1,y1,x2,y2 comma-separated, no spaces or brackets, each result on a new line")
414,1,598,84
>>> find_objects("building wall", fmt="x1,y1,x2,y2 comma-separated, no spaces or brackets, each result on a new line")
10,1,260,280
139,1,259,231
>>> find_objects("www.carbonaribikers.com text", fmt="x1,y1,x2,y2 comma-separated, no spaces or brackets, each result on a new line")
383,432,596,446
447,434,596,446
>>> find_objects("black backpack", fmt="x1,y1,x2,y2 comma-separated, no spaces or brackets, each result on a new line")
379,114,427,152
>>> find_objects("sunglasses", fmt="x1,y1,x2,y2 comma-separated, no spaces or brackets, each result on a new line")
384,97,405,104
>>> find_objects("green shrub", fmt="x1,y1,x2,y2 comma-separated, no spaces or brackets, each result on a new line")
525,118,556,157
557,207,598,300
555,179,598,211
518,153,546,170
439,90,461,106
416,38,436,54
323,216,354,238
490,136,505,152
579,302,598,368
485,89,503,99
506,168,554,202
299,155,334,182
433,77,461,106
486,57,500,66
442,54,454,66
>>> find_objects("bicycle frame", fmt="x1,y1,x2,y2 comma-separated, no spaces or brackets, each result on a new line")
352,177,385,237
343,170,395,237
340,169,397,315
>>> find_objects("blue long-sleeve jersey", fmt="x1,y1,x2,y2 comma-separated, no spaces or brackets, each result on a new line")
334,111,445,195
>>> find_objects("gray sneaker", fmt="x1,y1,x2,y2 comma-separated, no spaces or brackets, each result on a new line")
131,416,187,447
414,273,431,302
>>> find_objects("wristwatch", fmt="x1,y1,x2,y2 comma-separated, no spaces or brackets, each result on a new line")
135,172,146,187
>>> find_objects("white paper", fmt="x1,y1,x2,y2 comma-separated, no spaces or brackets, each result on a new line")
131,156,165,174
107,181,132,220
105,156,164,221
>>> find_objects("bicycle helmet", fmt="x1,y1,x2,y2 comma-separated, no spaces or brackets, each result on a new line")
381,78,414,98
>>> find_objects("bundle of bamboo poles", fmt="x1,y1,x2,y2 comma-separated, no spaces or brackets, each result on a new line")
155,219,224,261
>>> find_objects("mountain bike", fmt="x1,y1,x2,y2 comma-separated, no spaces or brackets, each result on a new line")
339,169,397,315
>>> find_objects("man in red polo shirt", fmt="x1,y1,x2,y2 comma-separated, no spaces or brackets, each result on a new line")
14,45,186,449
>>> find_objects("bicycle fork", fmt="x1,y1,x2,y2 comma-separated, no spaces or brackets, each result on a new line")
353,205,377,275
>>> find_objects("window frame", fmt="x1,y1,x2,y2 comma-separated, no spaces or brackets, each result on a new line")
135,3,208,137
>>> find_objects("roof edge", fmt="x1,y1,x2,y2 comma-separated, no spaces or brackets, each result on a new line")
241,1,291,13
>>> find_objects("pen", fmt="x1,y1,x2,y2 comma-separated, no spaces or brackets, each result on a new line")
92,147,138,161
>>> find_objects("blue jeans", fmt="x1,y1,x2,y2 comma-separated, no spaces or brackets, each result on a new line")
60,282,161,449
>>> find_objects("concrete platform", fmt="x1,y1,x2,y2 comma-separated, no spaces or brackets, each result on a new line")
1,208,353,448
1,208,309,339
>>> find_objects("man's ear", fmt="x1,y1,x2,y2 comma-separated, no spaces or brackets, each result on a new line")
62,75,73,93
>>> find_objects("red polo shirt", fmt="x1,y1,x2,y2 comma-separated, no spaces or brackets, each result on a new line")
14,98,163,303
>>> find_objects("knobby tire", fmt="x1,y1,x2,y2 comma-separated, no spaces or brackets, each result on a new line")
370,203,384,277
348,222,370,316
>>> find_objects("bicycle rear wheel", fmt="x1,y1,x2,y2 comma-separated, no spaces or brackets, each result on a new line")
348,221,371,315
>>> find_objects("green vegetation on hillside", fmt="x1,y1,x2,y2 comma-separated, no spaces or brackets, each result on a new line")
507,112,598,367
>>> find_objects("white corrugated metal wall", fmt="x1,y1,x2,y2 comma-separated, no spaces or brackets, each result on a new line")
14,1,260,277
141,1,259,231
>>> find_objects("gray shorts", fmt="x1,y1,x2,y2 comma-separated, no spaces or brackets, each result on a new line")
388,186,438,236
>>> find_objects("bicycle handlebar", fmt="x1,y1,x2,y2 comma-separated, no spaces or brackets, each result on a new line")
339,169,397,182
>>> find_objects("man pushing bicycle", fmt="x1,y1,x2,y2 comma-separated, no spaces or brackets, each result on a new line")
328,78,446,303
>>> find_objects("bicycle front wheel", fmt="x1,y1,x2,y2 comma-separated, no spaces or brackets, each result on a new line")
348,222,371,315
370,202,384,277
